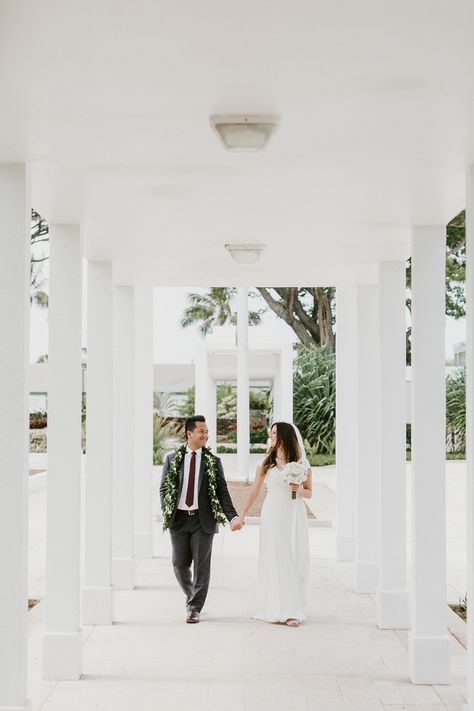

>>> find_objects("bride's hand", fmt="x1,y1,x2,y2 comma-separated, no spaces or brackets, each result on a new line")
289,483,300,494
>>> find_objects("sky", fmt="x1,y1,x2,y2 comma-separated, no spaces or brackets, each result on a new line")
29,285,466,365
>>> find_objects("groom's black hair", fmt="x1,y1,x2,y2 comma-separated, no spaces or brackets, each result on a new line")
185,415,206,437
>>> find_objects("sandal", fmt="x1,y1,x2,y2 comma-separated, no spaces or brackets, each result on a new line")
286,618,300,627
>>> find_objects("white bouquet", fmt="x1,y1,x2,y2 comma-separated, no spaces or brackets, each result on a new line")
281,461,307,499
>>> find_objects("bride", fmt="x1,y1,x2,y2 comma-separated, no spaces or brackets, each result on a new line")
240,421,312,627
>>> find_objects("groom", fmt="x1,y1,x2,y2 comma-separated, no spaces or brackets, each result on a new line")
160,415,242,623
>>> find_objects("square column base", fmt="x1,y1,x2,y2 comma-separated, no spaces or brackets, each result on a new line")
409,633,450,684
377,589,410,629
42,631,82,680
112,557,136,590
353,561,378,593
134,531,153,559
336,535,355,561
81,586,113,625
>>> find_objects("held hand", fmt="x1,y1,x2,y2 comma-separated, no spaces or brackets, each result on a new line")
230,516,244,531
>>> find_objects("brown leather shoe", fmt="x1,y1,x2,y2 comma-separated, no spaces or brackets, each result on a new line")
186,610,200,624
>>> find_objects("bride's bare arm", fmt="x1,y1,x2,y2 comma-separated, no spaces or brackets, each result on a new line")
299,469,313,499
240,467,265,519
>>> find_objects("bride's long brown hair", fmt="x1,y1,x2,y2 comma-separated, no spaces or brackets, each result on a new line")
261,422,301,477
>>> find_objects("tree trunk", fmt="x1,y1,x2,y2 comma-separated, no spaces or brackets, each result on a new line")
256,287,335,349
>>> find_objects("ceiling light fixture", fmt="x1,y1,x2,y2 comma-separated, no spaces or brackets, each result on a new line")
225,243,266,264
210,114,279,152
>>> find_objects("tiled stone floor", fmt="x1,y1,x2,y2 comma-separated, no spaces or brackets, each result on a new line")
26,459,469,710
28,522,467,711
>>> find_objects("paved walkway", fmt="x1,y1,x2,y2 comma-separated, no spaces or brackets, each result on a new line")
26,459,469,710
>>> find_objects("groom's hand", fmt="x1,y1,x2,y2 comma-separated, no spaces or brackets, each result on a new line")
230,516,244,531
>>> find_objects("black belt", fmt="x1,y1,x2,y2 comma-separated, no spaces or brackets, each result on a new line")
178,509,199,516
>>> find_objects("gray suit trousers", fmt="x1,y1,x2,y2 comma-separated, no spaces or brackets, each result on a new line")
169,511,214,613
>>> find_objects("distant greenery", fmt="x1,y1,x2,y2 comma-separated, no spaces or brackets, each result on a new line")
178,385,195,417
446,368,466,454
293,345,336,455
178,383,270,421
153,393,182,465
181,287,264,336
216,445,334,466
217,446,267,455
307,452,335,467
405,451,466,461
226,426,268,444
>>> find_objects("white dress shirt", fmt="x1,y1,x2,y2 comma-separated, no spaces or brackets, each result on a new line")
177,447,202,510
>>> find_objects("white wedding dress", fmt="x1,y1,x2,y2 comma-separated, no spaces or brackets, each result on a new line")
254,465,310,623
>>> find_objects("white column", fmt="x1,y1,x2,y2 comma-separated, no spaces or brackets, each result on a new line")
353,284,380,593
134,285,154,558
195,345,217,451
82,262,113,625
335,286,358,561
112,286,135,589
207,379,217,453
466,166,474,711
377,262,409,629
0,165,30,711
237,287,250,482
42,225,82,679
273,345,293,422
409,225,449,684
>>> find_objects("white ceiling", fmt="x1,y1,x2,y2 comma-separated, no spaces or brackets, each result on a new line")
1,0,473,285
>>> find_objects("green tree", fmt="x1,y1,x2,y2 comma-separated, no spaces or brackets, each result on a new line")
181,287,263,336
216,384,237,419
178,383,270,420
153,392,182,465
181,286,336,350
293,345,336,455
31,209,49,309
256,288,335,351
249,388,270,412
177,385,195,417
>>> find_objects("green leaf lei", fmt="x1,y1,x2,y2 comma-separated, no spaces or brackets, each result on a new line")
162,444,227,531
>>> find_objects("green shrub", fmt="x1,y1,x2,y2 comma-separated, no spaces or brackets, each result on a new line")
216,445,267,454
293,345,336,455
446,368,466,454
250,426,268,444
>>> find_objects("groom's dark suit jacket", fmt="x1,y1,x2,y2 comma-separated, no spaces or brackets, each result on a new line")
160,450,238,534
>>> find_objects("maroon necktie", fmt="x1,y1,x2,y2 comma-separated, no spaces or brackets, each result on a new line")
185,451,197,508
